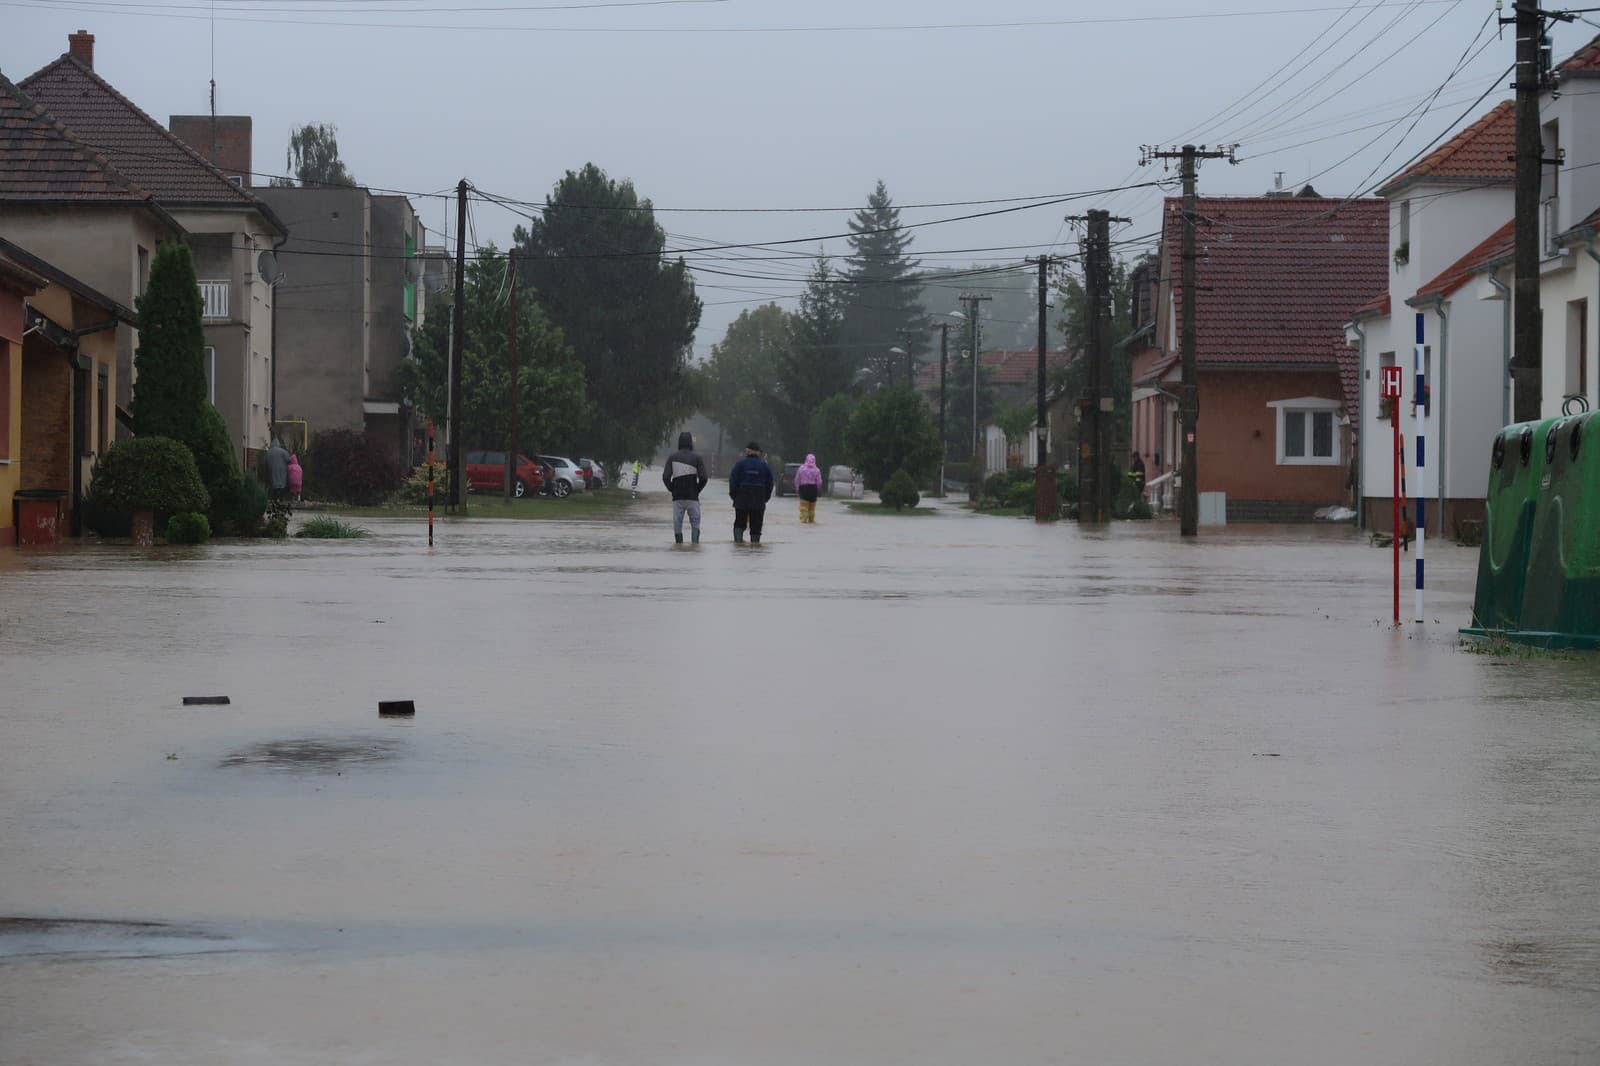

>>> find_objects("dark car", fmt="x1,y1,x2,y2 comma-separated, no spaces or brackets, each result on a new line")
775,462,801,496
464,451,547,498
577,458,606,489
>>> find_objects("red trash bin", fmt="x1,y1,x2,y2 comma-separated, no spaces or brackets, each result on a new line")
13,489,66,546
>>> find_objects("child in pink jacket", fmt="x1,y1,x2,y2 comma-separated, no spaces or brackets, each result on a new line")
287,454,304,502
794,454,823,523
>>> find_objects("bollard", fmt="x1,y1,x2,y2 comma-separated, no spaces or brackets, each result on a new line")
378,700,416,718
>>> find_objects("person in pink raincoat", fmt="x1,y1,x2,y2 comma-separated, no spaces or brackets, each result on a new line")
794,454,823,523
287,453,304,502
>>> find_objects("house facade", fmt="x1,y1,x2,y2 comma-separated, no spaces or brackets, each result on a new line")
255,185,429,463
1136,193,1386,522
19,31,288,468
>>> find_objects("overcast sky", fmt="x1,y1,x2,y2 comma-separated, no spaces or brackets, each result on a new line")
6,1,1595,355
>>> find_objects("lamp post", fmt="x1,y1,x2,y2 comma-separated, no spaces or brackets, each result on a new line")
888,346,907,391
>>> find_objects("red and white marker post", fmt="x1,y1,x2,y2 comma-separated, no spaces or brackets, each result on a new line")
1380,364,1404,624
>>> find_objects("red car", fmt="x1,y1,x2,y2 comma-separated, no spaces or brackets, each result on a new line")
464,451,548,497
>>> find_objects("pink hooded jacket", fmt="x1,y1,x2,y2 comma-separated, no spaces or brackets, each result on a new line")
795,454,823,487
287,454,304,494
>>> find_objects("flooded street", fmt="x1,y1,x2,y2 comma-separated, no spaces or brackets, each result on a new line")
2,492,1597,1065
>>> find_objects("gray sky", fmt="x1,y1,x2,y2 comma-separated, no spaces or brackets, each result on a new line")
6,1,1594,356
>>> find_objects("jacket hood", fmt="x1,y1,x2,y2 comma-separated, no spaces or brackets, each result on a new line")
677,431,694,450
802,454,819,469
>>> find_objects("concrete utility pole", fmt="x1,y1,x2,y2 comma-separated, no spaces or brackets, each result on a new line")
1141,144,1237,535
449,178,468,513
1506,2,1574,422
960,293,992,501
938,322,949,497
1034,255,1058,521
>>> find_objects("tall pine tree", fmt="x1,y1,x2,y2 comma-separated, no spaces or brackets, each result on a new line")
839,181,925,391
769,254,858,451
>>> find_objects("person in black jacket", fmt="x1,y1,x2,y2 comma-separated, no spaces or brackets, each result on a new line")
727,441,774,543
662,431,709,543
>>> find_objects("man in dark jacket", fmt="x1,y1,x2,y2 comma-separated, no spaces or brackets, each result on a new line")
663,431,708,543
727,441,774,543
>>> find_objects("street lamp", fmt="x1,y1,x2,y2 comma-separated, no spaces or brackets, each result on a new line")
888,346,907,390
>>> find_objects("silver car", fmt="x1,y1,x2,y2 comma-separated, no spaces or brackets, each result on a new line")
537,455,587,495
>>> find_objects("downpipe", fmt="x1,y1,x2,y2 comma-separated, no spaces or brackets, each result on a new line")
1487,270,1512,428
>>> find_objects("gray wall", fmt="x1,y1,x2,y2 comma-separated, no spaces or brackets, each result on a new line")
368,195,418,406
256,186,370,435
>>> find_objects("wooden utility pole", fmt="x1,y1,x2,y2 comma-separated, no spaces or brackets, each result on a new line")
1506,3,1574,421
1141,144,1236,535
959,293,992,501
504,256,520,500
938,322,949,497
449,179,468,513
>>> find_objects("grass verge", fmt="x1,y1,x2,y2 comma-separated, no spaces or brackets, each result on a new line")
334,489,639,521
845,502,940,516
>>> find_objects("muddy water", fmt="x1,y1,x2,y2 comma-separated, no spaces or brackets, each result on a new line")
1,496,1597,1064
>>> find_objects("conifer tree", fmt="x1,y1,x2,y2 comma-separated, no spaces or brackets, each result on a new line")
839,181,925,391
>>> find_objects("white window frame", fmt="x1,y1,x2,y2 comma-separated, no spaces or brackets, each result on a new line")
1267,396,1342,466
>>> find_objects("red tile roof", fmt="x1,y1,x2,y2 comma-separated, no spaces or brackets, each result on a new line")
1559,31,1600,73
1351,291,1390,319
1412,218,1514,302
1377,100,1514,195
1335,341,1359,419
913,347,1070,390
1134,352,1179,386
20,54,269,213
1160,195,1388,369
0,72,155,205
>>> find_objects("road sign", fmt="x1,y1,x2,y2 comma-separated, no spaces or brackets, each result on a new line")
1380,365,1403,399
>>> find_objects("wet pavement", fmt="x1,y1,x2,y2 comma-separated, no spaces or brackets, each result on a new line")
1,490,1597,1065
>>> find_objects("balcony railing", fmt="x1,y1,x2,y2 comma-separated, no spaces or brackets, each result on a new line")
198,280,229,321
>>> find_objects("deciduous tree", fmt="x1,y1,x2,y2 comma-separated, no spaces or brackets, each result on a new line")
277,123,354,187
843,386,942,490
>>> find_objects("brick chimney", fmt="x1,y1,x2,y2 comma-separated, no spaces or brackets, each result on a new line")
170,115,254,187
68,30,94,68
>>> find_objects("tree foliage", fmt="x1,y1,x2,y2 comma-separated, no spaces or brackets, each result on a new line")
843,387,942,490
1051,255,1139,452
130,241,241,523
994,403,1038,460
701,304,789,452
279,123,354,187
879,469,921,511
807,393,857,473
769,255,861,449
90,436,210,514
402,247,589,455
514,164,701,471
840,181,925,391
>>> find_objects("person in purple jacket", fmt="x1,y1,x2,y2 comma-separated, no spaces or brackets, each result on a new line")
794,453,823,523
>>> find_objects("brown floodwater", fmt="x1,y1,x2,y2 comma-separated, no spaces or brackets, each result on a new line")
1,493,1597,1064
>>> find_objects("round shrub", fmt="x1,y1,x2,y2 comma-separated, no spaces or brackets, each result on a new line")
90,437,210,515
880,469,921,511
165,512,211,544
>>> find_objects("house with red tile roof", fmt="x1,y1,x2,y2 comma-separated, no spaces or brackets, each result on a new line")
0,68,176,537
16,30,288,469
1134,193,1386,522
913,346,1072,473
1347,33,1600,537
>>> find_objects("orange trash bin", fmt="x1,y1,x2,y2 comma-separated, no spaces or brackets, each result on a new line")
13,489,66,546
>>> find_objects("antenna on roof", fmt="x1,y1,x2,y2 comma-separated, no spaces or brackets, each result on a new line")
208,0,216,160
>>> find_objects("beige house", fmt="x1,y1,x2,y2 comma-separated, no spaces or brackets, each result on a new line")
18,30,288,467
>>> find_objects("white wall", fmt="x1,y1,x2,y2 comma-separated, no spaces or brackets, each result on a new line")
1538,247,1600,418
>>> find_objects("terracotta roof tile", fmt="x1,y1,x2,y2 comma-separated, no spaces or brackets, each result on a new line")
1559,31,1600,73
1351,291,1389,318
20,54,263,210
913,348,1069,390
1335,341,1359,418
0,71,155,204
1412,218,1514,302
1377,100,1514,195
1161,195,1388,369
1134,352,1179,386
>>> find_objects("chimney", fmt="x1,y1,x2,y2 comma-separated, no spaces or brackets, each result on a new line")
170,115,254,187
68,30,94,69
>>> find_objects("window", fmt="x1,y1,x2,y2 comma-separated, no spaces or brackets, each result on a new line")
137,246,150,296
1397,201,1410,257
1567,299,1588,397
1270,397,1342,466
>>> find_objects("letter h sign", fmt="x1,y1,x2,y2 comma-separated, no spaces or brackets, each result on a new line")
1380,365,1403,399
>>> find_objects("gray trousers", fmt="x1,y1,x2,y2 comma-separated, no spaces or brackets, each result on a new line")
672,499,701,535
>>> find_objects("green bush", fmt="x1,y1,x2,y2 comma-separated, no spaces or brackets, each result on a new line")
1003,477,1038,510
392,462,454,504
229,474,269,536
89,437,209,515
305,429,404,505
164,512,211,544
295,516,371,539
880,469,921,511
1057,467,1077,504
983,471,1015,500
264,498,291,538
843,388,942,490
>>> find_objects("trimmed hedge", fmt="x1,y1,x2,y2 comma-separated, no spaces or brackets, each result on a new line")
304,429,404,505
880,469,921,511
165,512,212,544
89,437,209,515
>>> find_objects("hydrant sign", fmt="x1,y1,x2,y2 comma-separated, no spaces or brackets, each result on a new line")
1380,365,1403,399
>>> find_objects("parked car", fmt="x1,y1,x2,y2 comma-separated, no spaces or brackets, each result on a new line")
464,451,547,498
536,455,587,496
775,462,801,496
577,458,606,489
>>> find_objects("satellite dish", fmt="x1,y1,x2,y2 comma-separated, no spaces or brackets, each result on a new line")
257,250,283,284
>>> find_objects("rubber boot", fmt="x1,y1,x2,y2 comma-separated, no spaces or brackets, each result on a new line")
735,527,744,543
675,532,684,544
691,528,700,544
